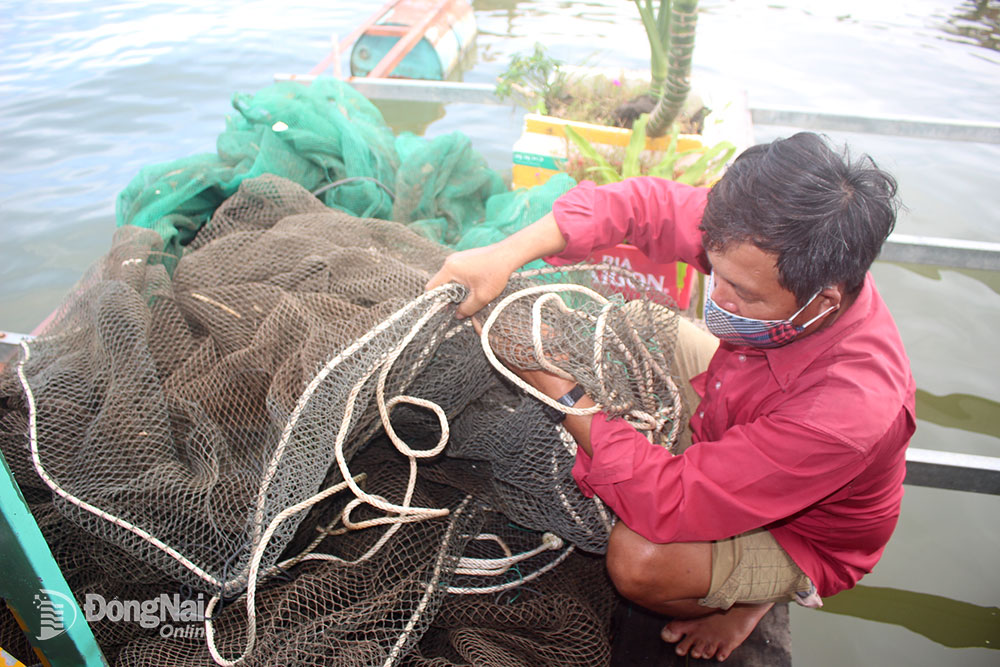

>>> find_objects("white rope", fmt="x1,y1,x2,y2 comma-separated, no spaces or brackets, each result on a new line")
479,283,605,418
530,293,575,381
17,341,224,590
453,531,563,576
479,266,683,439
247,285,461,585
204,474,364,666
382,496,472,667
206,292,462,665
446,544,575,595
453,533,513,572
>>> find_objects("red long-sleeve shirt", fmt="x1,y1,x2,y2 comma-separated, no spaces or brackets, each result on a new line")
548,178,916,597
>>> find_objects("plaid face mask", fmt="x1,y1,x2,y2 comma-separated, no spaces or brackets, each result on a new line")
704,272,837,349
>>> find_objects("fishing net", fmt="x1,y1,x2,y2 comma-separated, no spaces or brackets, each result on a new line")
114,76,578,263
1,171,683,665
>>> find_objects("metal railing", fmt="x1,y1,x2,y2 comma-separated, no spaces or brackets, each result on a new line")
749,106,1000,144
880,234,1000,271
274,75,1000,145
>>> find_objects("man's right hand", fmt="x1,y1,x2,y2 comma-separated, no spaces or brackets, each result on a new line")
425,244,519,318
424,211,569,318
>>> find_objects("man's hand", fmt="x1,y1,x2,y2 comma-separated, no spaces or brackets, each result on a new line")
425,245,520,318
424,212,569,318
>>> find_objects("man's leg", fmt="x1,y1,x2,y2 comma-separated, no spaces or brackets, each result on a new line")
607,521,809,662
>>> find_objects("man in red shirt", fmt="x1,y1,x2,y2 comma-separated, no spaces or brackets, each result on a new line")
426,132,915,661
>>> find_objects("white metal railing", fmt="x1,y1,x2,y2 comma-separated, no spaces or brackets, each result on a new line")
880,234,1000,271
274,75,1000,145
749,106,1000,144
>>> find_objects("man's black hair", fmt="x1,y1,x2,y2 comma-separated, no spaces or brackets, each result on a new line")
699,132,900,304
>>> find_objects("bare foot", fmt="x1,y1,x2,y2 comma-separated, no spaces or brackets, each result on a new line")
660,602,773,661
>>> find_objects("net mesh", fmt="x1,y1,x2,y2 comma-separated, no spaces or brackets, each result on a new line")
2,167,682,664
113,76,577,263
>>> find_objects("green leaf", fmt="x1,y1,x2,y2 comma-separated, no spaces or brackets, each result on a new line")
634,0,667,79
676,260,687,293
647,130,690,178
585,165,624,183
656,0,672,51
494,43,565,112
564,125,622,184
676,141,737,185
622,114,649,179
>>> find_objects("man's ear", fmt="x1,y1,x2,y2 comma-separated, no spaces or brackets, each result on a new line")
818,284,844,311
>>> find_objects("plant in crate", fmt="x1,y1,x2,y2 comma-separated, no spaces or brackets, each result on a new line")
497,1,738,307
497,0,705,134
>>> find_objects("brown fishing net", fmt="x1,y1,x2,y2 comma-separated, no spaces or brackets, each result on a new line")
0,174,682,666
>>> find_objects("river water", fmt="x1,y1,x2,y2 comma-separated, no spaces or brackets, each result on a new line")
1,1,998,664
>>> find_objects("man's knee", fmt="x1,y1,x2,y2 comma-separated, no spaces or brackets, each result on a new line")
606,523,661,602
606,522,712,605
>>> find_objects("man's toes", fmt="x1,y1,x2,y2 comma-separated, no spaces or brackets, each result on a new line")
691,638,719,661
674,633,696,657
660,622,683,644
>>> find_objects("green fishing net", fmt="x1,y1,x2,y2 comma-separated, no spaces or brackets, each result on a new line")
115,76,574,263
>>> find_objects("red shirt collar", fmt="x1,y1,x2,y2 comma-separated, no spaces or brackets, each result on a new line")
721,274,874,391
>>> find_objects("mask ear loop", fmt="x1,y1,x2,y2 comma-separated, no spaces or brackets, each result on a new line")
794,287,839,329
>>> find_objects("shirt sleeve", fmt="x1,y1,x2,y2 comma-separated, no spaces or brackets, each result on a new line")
573,412,869,543
546,177,711,273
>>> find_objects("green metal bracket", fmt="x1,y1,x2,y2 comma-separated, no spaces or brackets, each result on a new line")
0,447,107,666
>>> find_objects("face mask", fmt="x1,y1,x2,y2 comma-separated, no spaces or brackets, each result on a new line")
704,272,838,348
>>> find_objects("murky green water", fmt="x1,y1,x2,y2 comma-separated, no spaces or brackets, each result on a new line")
1,1,998,664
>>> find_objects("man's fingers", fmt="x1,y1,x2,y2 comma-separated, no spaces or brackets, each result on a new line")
455,298,484,319
424,271,449,292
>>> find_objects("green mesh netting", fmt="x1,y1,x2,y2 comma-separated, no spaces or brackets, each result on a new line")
115,76,574,264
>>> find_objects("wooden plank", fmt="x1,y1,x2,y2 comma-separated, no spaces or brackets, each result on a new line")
0,449,108,666
610,600,791,666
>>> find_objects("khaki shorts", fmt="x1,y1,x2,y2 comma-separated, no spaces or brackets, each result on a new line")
699,529,812,609
673,316,718,454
